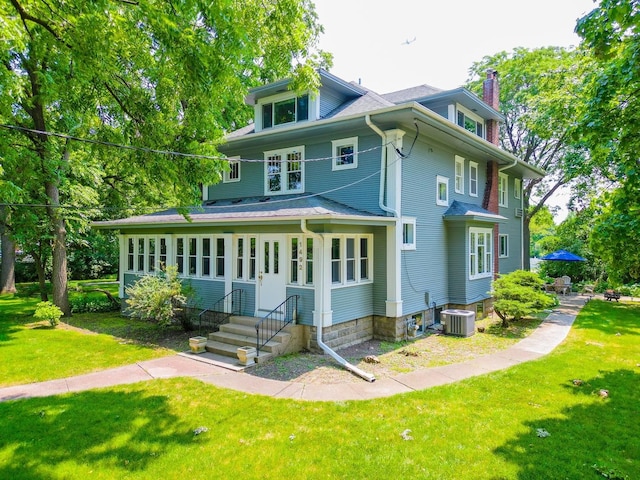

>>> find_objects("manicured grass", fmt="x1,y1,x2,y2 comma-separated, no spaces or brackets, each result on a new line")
0,291,177,387
0,299,638,479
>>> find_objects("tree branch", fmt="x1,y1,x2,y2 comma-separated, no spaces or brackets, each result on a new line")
9,0,70,47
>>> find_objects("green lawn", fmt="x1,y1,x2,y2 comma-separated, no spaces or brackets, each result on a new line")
0,289,177,387
0,298,638,479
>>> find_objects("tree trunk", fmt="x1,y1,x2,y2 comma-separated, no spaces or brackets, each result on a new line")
46,180,71,317
0,207,17,294
31,252,48,302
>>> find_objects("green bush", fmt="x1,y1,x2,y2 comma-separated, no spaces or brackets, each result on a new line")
491,270,556,327
124,266,186,327
33,301,64,327
70,296,120,314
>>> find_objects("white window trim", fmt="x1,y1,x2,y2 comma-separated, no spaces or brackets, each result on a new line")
469,161,478,197
454,155,465,194
223,156,241,183
469,227,493,280
287,236,315,287
255,90,313,131
436,175,449,206
402,217,416,250
456,104,485,139
264,145,305,195
514,178,522,199
499,172,509,207
499,234,509,258
329,234,374,288
125,235,171,274
331,137,359,171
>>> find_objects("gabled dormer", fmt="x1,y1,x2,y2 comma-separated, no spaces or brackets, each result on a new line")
381,71,503,143
245,69,366,132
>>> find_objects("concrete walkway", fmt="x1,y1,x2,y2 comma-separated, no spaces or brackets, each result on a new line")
0,296,585,403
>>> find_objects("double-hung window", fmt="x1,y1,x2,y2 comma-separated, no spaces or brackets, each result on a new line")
514,178,522,200
265,146,305,195
127,236,168,273
499,173,509,207
455,156,464,193
469,228,493,279
469,161,478,197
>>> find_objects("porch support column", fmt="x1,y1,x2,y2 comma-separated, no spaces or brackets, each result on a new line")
384,129,405,318
118,234,126,298
315,234,333,327
223,234,233,298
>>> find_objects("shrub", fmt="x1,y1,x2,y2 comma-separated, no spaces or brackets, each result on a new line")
490,270,556,327
70,296,120,314
125,266,186,327
33,301,64,327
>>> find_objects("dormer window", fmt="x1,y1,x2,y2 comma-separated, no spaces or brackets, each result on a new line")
456,105,485,139
261,94,309,129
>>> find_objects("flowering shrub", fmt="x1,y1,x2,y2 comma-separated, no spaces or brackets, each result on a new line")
125,266,186,327
33,301,64,327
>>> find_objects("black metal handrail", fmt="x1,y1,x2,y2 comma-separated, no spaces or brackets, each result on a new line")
197,289,243,335
255,295,299,356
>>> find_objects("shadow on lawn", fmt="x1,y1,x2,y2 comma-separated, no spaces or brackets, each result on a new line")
493,369,640,479
0,389,193,479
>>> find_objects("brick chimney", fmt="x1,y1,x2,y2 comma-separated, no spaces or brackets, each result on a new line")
482,68,501,278
483,69,500,146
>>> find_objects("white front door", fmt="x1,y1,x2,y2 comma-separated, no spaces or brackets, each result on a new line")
257,235,286,313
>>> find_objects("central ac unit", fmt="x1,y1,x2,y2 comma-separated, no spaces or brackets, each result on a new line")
441,309,475,337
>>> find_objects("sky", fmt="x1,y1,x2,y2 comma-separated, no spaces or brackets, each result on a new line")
312,0,598,221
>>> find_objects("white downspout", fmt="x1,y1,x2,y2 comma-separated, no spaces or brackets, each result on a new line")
301,219,375,383
366,114,398,217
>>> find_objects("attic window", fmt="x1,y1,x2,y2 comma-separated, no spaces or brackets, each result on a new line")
456,106,485,139
262,94,309,129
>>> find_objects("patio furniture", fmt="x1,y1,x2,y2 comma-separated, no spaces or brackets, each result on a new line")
582,285,595,302
604,290,620,302
554,277,571,295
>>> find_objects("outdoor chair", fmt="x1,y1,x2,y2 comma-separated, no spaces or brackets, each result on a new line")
554,277,571,295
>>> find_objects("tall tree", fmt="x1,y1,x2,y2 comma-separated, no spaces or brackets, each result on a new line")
576,0,640,282
466,47,595,269
0,0,329,314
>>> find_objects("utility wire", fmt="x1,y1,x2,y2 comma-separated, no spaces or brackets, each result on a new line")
0,123,390,163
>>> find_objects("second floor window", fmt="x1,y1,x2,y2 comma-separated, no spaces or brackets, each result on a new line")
265,146,305,195
499,173,509,207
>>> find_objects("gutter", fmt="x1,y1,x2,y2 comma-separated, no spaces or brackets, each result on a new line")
365,115,398,217
300,219,375,382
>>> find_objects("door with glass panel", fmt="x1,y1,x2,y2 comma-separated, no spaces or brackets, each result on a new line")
257,235,286,312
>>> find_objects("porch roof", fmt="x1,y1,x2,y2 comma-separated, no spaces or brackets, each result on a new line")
94,194,395,229
443,200,507,223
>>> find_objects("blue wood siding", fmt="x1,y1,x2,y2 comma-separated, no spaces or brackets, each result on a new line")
286,286,314,326
187,279,225,310
233,281,255,317
498,179,524,273
401,138,495,308
319,87,351,118
331,283,374,324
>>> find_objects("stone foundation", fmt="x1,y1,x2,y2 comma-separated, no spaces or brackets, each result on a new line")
308,316,374,352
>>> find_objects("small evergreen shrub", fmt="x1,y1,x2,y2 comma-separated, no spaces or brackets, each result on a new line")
33,301,63,327
125,266,186,327
491,270,556,327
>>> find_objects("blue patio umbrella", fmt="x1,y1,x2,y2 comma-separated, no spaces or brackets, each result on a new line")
541,249,586,262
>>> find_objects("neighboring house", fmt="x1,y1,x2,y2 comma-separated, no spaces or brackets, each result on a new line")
96,69,543,356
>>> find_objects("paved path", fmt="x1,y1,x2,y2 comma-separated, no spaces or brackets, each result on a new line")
0,296,585,402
